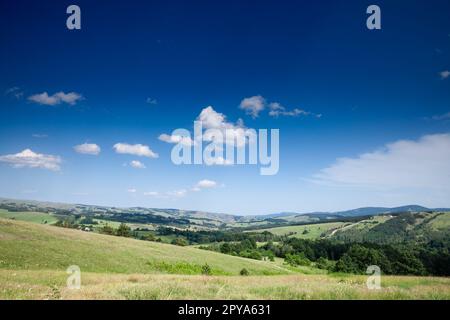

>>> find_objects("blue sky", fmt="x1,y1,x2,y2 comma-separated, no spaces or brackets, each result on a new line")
1,0,450,215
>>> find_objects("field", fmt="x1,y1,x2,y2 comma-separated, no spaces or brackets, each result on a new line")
1,269,449,300
0,209,58,224
1,218,449,300
0,218,288,275
255,222,346,239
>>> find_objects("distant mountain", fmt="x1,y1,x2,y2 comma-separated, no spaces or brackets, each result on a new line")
1,197,449,229
259,205,450,221
332,205,433,217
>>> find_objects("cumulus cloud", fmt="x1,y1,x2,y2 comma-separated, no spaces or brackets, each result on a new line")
238,95,321,119
113,143,158,158
74,143,101,155
195,179,217,189
239,95,266,118
0,149,61,171
130,160,146,169
439,70,450,79
28,91,83,106
268,102,321,118
312,133,450,191
158,133,195,146
197,106,251,147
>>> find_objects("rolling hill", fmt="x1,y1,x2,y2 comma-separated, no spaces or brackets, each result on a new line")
1,197,448,231
0,218,288,276
252,212,450,246
1,217,449,300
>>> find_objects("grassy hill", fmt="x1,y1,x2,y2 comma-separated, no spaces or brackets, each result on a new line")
0,209,58,225
254,222,346,239
251,212,450,245
332,212,450,244
1,218,449,300
0,218,289,276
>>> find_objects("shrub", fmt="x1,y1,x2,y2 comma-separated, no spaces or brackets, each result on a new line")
284,253,311,267
171,238,188,246
201,263,212,275
116,223,132,237
240,268,249,276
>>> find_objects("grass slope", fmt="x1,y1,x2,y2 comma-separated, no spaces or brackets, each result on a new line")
332,212,450,244
255,222,345,239
0,209,58,224
0,218,288,276
1,218,449,300
1,270,449,300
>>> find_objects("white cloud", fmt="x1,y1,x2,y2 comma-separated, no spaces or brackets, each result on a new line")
113,143,158,158
143,191,159,197
127,188,137,193
167,189,187,198
0,149,61,171
268,102,321,118
145,179,220,198
146,97,157,105
205,156,233,166
28,91,83,106
312,133,450,190
239,95,266,118
238,96,321,119
439,70,450,79
197,106,249,147
431,112,450,121
32,134,48,138
74,143,101,155
158,133,195,146
130,160,146,169
195,179,217,189
5,87,23,99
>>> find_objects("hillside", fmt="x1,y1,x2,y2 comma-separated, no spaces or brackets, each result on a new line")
2,198,449,232
332,212,450,244
252,212,450,245
0,218,289,276
1,218,450,300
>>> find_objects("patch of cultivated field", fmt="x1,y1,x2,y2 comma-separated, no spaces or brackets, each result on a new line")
428,212,450,230
0,218,289,276
1,269,449,300
256,222,346,239
0,209,58,224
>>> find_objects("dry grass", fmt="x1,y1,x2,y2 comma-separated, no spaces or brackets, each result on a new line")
1,269,449,300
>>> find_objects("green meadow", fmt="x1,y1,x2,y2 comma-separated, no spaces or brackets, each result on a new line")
255,222,346,239
0,209,58,225
1,218,449,300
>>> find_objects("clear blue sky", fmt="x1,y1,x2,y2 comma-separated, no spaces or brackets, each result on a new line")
1,0,449,215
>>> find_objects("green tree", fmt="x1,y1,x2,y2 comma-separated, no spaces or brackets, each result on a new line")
116,223,131,237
